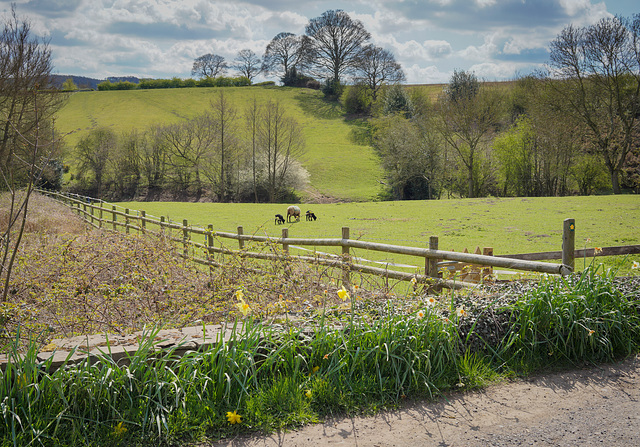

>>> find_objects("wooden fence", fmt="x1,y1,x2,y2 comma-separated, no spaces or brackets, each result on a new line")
40,189,580,289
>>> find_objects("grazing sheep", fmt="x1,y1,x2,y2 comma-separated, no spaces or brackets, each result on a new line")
275,214,285,225
287,205,301,222
306,210,317,221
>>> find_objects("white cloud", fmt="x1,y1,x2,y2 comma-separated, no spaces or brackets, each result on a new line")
405,64,450,84
458,34,500,62
5,0,635,82
469,61,526,80
423,40,453,59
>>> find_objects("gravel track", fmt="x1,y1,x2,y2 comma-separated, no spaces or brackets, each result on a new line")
209,354,640,447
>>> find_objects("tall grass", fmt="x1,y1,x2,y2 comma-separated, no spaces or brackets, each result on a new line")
498,265,640,371
1,266,638,446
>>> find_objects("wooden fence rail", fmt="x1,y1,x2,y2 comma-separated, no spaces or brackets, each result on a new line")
39,189,575,288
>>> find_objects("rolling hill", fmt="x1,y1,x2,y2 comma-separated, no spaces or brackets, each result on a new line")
54,85,385,202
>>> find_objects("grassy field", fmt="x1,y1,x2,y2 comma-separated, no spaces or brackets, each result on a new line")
116,195,640,275
3,193,639,445
55,86,385,201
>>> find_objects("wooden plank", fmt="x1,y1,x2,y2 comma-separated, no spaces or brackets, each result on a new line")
500,245,640,261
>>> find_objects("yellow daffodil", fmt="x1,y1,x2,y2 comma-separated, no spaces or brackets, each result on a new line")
113,421,127,436
632,261,639,270
312,366,320,374
235,290,244,301
305,389,312,399
594,247,602,254
226,410,242,424
337,286,350,301
236,299,251,316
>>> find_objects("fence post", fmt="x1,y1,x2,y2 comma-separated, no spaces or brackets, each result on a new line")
183,219,189,258
281,228,291,278
237,226,244,250
482,247,494,280
125,209,130,234
281,228,289,254
98,202,103,229
562,218,575,273
89,203,94,226
112,206,117,231
207,224,214,268
140,210,146,234
342,227,351,286
426,236,439,278
160,216,165,234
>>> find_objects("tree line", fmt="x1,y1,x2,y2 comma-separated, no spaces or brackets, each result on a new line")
369,14,640,199
72,92,306,202
83,9,404,102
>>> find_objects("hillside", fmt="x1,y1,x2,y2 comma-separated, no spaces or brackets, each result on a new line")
55,86,385,202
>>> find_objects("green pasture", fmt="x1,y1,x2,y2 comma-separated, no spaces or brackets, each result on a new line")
116,195,640,275
55,86,384,201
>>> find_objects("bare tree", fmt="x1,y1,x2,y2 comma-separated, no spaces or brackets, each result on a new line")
161,116,215,198
75,128,116,196
258,100,305,202
355,45,405,101
205,91,240,202
245,97,261,202
262,32,312,80
374,114,442,200
548,14,640,193
1,7,61,302
140,126,167,193
191,53,228,78
233,49,261,81
435,71,505,198
305,10,371,84
111,130,142,197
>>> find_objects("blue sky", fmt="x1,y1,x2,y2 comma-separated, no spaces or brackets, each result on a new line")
5,0,638,84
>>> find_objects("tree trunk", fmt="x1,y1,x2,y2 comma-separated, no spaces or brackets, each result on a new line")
610,168,621,194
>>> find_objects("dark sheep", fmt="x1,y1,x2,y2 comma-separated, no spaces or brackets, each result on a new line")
306,210,317,221
275,214,285,225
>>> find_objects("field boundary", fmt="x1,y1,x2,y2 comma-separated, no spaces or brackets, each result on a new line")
39,189,577,287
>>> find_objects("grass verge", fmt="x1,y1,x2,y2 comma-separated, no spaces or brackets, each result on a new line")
1,266,639,446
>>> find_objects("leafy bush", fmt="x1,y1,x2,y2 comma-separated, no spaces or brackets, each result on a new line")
341,84,372,115
321,79,345,98
281,67,318,88
382,84,414,117
97,80,137,91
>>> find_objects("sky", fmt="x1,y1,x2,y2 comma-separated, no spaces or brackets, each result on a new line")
3,0,638,84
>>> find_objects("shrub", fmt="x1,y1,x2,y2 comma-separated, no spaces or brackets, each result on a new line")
321,79,345,98
341,84,372,115
281,67,318,88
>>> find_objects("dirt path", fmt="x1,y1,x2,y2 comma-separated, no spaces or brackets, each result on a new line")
209,354,640,447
